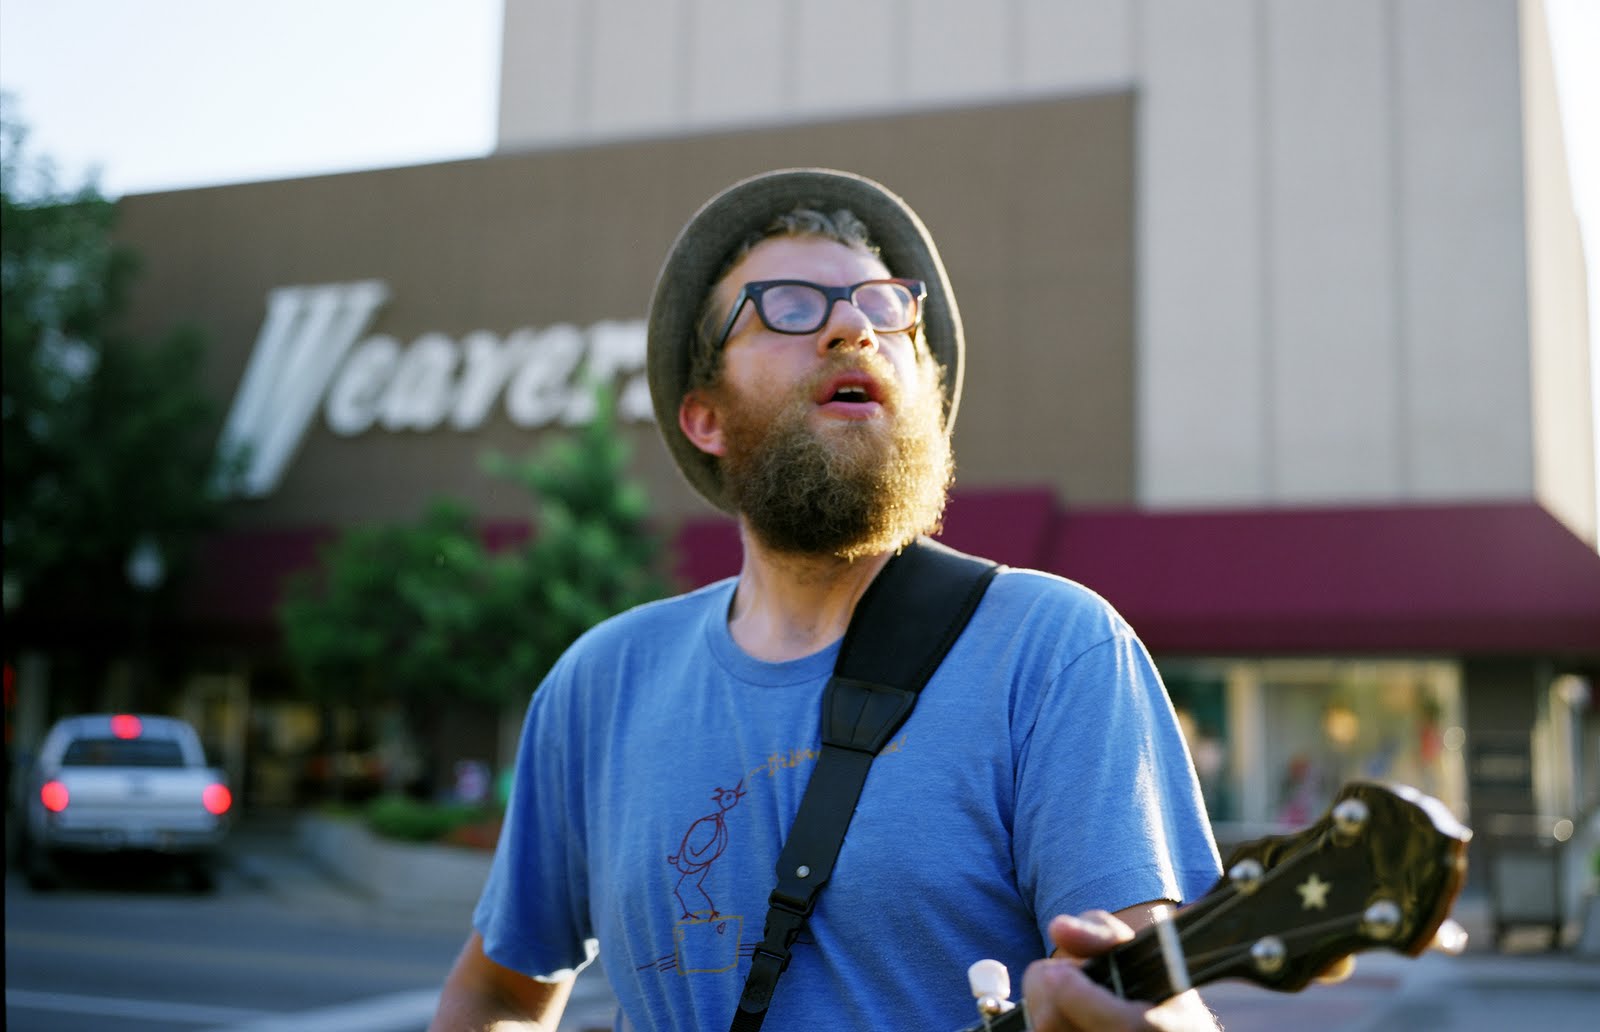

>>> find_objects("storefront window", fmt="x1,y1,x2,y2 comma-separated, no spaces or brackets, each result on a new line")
1160,658,1467,835
1163,670,1233,821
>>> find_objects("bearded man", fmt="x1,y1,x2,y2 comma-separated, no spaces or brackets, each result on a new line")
431,169,1224,1032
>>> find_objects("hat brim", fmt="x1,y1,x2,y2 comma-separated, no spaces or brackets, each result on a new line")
647,168,964,512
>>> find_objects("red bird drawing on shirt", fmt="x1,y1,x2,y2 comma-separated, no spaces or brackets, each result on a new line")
668,781,746,920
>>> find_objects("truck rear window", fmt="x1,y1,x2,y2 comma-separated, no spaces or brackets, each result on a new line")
61,737,185,768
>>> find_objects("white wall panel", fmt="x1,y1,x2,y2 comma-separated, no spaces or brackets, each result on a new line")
1138,0,1270,505
685,0,786,125
906,0,1013,103
791,0,902,114
588,0,688,134
1521,0,1598,541
498,0,1137,150
1019,0,1137,92
1396,0,1532,498
1266,1,1400,500
497,0,587,144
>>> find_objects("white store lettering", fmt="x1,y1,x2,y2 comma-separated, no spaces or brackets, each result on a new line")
221,281,391,497
503,324,586,427
379,332,458,432
573,320,652,425
452,329,530,430
324,334,401,436
219,280,651,498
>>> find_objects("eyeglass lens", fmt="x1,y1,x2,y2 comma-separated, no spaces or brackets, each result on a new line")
758,281,920,334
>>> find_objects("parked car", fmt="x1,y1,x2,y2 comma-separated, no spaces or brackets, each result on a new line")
16,713,233,890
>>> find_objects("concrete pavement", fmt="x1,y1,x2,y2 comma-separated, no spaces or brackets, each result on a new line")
222,814,1598,1031
1202,919,1599,1032
220,813,619,1032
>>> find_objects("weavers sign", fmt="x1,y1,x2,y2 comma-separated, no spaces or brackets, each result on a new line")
219,280,651,498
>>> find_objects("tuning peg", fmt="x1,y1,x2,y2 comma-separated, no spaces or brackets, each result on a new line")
1331,797,1371,843
968,958,1016,1017
1430,918,1468,955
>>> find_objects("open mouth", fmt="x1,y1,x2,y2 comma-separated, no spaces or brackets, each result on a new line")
816,372,885,408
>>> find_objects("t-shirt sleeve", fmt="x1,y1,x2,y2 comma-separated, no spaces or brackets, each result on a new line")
472,653,599,979
1012,618,1222,942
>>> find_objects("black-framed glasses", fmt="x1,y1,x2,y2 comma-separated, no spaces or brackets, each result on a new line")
712,278,926,352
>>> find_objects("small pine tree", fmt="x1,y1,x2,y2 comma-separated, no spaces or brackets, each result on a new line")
480,384,672,694
279,383,671,794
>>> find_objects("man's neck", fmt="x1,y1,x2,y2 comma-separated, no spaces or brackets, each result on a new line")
727,523,896,663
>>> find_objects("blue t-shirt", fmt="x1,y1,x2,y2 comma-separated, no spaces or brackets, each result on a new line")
474,567,1221,1032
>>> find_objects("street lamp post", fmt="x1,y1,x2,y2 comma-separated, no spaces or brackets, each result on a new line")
124,536,166,712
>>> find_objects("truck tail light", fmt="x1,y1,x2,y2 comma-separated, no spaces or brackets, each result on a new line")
203,783,233,816
111,713,143,739
40,780,69,812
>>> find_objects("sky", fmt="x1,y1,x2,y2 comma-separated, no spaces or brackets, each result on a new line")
1,0,1597,521
0,0,503,194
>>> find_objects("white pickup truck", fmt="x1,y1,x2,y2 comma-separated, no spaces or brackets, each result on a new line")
17,713,234,890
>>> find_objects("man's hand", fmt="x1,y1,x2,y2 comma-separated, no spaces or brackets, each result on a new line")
1021,910,1220,1032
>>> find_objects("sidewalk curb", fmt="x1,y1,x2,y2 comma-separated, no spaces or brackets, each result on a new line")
220,812,485,930
295,813,492,912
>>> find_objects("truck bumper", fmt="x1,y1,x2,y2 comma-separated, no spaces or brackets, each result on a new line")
39,823,228,855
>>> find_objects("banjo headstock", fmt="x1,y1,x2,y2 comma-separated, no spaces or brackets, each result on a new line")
959,781,1471,1030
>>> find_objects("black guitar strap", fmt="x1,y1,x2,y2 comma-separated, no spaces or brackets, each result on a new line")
730,537,1001,1032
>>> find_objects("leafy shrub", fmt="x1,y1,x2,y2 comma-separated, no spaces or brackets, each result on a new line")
363,794,499,844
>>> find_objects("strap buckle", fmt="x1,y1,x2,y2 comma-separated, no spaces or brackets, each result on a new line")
739,903,808,1014
758,898,810,964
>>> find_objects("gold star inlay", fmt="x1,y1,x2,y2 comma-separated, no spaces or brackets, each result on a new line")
1297,872,1332,910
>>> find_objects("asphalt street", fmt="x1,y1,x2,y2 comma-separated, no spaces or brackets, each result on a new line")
7,814,1597,1031
222,819,1600,1030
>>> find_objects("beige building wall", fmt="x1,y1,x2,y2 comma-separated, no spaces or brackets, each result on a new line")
1521,0,1597,544
1394,0,1534,503
1142,0,1559,517
115,97,1138,532
1137,0,1270,504
495,0,1596,544
497,0,1138,148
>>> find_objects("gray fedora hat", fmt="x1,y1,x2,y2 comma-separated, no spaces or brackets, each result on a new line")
647,167,964,512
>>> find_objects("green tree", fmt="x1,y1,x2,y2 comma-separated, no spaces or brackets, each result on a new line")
1,100,233,642
480,386,672,692
279,500,487,709
279,386,671,790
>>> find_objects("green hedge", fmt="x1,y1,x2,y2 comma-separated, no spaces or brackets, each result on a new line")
363,794,499,843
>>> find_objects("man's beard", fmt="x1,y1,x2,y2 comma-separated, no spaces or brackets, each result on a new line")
714,353,954,561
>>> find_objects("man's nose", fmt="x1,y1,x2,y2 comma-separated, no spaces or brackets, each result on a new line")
817,298,878,353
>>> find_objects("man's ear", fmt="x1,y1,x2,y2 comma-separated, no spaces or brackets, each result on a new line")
679,391,726,458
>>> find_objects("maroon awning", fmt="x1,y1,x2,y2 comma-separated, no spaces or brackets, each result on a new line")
677,492,1600,655
180,522,534,633
182,526,333,632
1045,500,1600,654
186,492,1600,657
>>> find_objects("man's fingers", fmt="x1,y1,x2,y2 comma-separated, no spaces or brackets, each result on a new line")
1023,957,1148,1032
1047,911,1136,960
